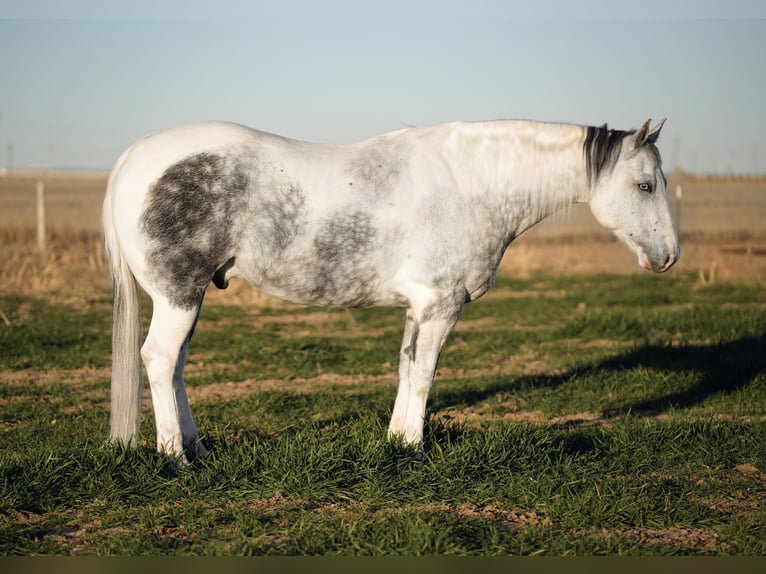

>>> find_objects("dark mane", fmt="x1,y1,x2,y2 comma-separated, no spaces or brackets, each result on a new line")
583,124,633,184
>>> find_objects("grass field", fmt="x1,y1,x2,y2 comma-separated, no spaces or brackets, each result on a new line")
1,271,764,555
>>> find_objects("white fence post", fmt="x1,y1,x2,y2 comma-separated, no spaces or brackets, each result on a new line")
36,180,46,250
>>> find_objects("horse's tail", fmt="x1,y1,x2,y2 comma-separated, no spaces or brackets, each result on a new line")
102,151,143,447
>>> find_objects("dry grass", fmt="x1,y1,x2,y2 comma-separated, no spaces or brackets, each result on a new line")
2,171,765,305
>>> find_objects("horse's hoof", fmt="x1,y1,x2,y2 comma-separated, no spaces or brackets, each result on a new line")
184,439,209,462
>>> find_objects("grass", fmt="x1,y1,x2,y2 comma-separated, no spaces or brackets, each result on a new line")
0,271,765,555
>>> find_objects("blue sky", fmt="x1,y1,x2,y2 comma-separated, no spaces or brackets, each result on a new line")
1,1,765,173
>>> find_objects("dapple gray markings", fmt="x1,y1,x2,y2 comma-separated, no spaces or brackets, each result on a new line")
254,183,308,254
347,139,406,198
140,152,249,309
310,209,379,307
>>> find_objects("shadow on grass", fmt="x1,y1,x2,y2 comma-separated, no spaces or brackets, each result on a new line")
431,336,766,418
195,336,765,454
600,336,766,416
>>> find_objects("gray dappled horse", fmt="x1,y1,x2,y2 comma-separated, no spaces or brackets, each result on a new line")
103,118,678,464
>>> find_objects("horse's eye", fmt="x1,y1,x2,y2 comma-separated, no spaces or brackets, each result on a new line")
638,182,653,193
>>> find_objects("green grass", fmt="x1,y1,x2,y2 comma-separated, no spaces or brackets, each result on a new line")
1,272,765,555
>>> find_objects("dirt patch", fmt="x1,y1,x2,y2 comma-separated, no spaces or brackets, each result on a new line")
198,310,504,341
368,501,551,530
188,372,398,403
433,408,611,430
597,527,721,552
481,287,570,301
199,309,401,340
237,496,551,531
8,507,132,555
0,351,550,410
734,463,762,475
452,316,501,333
186,349,555,403
0,366,109,388
691,466,766,520
698,494,763,520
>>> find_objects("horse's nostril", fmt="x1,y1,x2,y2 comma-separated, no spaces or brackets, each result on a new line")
660,251,676,272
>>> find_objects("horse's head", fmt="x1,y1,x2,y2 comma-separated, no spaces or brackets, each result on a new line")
587,119,679,273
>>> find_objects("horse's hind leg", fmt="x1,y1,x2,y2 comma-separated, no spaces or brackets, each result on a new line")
171,301,208,459
141,296,205,464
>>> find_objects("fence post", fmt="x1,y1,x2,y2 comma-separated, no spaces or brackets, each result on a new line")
36,180,46,250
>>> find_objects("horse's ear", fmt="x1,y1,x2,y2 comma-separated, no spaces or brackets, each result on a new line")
646,118,666,145
635,118,666,147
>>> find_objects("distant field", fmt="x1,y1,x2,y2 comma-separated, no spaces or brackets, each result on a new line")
1,171,765,304
3,171,766,241
0,172,106,238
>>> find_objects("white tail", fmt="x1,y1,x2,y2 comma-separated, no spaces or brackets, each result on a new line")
102,162,144,446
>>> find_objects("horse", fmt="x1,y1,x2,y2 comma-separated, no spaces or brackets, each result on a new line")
102,118,678,464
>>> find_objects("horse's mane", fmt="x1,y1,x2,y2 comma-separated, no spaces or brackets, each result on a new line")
583,124,633,184
583,124,662,185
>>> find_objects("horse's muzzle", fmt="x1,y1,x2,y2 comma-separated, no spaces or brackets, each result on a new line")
639,247,679,273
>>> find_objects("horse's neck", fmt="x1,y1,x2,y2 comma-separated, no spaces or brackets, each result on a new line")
452,120,591,236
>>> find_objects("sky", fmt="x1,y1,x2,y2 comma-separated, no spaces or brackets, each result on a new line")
1,1,765,174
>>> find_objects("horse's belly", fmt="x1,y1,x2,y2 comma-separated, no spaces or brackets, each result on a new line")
232,253,406,309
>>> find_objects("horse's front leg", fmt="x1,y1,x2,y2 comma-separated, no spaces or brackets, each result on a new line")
388,293,463,452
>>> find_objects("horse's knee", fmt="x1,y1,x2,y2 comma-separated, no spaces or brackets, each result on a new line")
139,346,153,371
140,342,166,375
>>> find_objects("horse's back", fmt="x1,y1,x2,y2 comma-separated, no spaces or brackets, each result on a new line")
103,120,499,310
111,122,275,182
